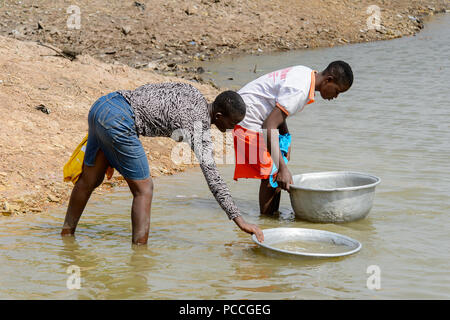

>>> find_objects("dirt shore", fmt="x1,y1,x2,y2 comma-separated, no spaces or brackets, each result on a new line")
0,35,225,216
1,0,448,79
0,1,448,217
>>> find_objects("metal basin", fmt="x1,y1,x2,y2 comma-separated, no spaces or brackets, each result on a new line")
252,228,362,258
289,171,381,223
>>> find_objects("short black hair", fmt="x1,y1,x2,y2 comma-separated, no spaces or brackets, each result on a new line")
213,90,246,118
323,60,353,89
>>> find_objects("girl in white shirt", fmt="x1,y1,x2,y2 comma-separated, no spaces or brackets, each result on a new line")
233,61,354,215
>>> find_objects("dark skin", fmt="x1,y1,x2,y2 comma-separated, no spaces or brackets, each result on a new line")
61,150,154,245
61,98,264,245
260,71,350,215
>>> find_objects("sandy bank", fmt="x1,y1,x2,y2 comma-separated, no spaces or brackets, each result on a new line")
0,0,448,79
0,35,223,216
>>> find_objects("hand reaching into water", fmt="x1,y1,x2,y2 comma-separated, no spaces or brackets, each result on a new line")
233,216,264,242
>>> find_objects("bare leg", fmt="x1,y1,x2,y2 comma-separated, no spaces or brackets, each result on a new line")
125,177,153,245
259,178,281,215
61,150,109,236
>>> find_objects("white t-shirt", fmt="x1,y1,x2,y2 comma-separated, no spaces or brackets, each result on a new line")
237,65,316,131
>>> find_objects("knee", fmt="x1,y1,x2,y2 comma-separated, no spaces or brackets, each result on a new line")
130,179,153,198
93,175,105,189
76,173,104,191
138,185,153,199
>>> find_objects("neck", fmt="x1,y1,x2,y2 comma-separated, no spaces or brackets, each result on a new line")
314,72,325,91
207,102,215,125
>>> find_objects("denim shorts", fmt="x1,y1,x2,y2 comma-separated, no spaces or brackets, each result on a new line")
84,91,150,180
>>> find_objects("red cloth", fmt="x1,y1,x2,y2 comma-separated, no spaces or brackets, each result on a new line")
232,125,274,180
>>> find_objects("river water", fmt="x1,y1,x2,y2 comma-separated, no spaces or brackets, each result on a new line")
1,14,449,299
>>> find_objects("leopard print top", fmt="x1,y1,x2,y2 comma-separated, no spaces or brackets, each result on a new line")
118,82,240,220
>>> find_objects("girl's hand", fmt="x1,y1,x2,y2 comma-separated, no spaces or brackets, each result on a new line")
276,166,293,192
233,216,264,242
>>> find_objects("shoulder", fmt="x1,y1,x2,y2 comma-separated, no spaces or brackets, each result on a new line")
288,66,313,78
134,82,206,103
154,82,201,94
131,82,202,95
161,83,209,123
163,82,206,103
176,83,208,107
283,66,313,88
292,65,312,72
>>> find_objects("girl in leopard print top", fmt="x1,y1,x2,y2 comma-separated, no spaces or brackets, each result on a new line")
62,82,264,244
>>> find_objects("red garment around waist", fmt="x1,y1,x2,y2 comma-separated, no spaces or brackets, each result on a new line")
232,125,273,180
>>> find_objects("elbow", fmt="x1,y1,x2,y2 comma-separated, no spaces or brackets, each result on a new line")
262,118,268,129
262,119,275,130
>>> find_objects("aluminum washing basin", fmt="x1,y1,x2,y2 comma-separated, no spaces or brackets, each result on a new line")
289,171,381,223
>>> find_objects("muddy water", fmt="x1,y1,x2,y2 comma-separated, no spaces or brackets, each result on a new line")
1,15,449,299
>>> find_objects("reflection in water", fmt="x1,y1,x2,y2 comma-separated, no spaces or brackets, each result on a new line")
106,246,154,299
58,236,117,299
0,14,449,299
57,236,161,299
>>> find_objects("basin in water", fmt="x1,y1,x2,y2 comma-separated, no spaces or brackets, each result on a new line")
289,171,381,223
252,228,362,258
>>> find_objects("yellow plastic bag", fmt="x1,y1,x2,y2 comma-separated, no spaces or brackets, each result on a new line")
63,134,114,184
